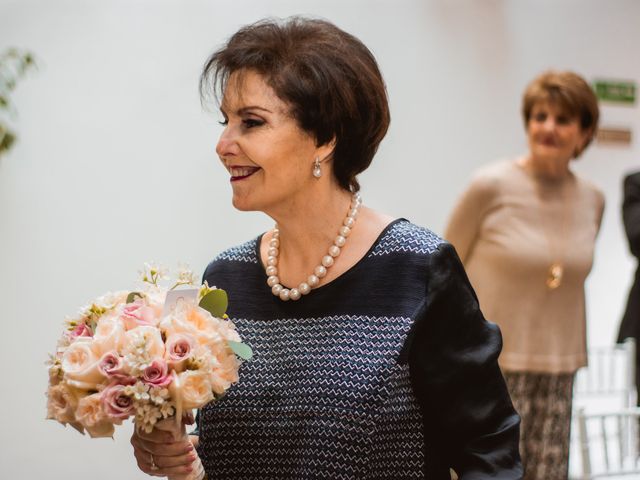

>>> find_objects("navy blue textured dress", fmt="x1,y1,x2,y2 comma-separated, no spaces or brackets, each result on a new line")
196,220,522,479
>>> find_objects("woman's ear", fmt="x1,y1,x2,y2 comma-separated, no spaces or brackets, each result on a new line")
317,136,337,162
575,127,594,157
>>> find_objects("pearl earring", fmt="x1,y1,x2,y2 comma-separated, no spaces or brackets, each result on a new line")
313,157,322,178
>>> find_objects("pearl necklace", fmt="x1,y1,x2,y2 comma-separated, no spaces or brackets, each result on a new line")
266,193,362,301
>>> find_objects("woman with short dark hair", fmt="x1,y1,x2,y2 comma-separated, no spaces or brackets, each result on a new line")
446,70,604,479
131,17,522,479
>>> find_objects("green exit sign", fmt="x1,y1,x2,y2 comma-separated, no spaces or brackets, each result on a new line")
593,79,636,104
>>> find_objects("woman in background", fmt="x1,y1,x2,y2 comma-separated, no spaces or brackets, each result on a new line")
445,70,603,480
130,16,522,479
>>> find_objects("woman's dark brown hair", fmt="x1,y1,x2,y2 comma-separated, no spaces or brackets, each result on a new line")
522,70,600,156
200,16,390,192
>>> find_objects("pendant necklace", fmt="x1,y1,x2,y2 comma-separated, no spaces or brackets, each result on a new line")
520,157,572,290
536,180,572,290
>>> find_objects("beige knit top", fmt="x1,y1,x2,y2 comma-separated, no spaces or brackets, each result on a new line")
445,159,605,374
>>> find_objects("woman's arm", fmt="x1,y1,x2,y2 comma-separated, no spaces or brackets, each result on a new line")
407,243,522,479
444,173,497,264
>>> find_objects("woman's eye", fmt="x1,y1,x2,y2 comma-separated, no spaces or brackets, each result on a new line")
533,113,547,122
556,115,570,125
242,118,264,129
218,119,228,126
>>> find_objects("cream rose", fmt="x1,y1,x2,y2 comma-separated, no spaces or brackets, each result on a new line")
76,393,114,438
161,304,224,343
92,313,126,355
46,383,80,424
209,352,240,395
173,370,214,410
216,319,242,343
61,339,105,390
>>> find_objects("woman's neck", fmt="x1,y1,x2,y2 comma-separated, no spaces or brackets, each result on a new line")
518,153,572,181
265,187,355,280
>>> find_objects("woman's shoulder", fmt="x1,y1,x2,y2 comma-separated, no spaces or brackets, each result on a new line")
464,158,516,194
574,173,605,209
203,236,261,278
369,219,447,259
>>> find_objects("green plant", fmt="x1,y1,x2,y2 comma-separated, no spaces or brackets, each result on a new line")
0,48,36,156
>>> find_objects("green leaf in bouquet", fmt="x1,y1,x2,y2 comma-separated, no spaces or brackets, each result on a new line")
198,289,228,318
126,291,143,304
228,340,253,361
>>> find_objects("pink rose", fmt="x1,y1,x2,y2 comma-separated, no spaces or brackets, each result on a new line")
164,334,196,372
121,301,158,330
101,383,135,420
142,358,172,388
69,323,93,339
98,351,129,380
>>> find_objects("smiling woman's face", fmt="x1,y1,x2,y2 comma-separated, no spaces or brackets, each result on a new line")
526,101,589,164
215,70,321,214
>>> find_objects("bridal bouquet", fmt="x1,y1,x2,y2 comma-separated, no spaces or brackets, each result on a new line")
46,263,252,438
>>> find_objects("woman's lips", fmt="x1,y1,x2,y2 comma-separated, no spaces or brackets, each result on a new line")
229,166,260,182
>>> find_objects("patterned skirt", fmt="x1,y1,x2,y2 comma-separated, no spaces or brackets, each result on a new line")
503,371,575,480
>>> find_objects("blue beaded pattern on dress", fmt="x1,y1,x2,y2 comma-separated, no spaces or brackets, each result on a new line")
214,238,259,264
199,314,424,478
368,220,443,257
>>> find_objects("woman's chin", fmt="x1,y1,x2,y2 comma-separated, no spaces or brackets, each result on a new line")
231,195,257,212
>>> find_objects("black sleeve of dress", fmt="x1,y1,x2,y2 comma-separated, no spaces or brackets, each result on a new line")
406,242,522,480
623,173,640,258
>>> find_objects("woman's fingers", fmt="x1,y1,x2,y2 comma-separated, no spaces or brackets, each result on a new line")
132,446,164,477
153,450,198,469
131,426,195,478
136,424,179,444
132,433,194,456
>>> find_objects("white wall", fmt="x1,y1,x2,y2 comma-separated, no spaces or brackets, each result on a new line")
0,0,638,478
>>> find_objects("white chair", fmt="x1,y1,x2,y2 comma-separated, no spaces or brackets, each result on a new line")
573,339,636,412
575,407,640,479
570,339,637,479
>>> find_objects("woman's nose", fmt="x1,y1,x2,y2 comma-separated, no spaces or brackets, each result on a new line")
543,117,556,131
216,127,239,158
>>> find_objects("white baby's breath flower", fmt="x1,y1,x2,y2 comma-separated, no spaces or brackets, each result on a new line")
160,402,175,418
125,381,150,402
95,291,128,310
136,403,163,433
175,263,197,286
149,387,170,405
140,262,169,286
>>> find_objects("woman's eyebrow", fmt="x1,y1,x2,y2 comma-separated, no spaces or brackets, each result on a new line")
237,106,273,114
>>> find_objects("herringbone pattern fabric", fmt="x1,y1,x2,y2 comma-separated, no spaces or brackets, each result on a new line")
198,220,446,478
